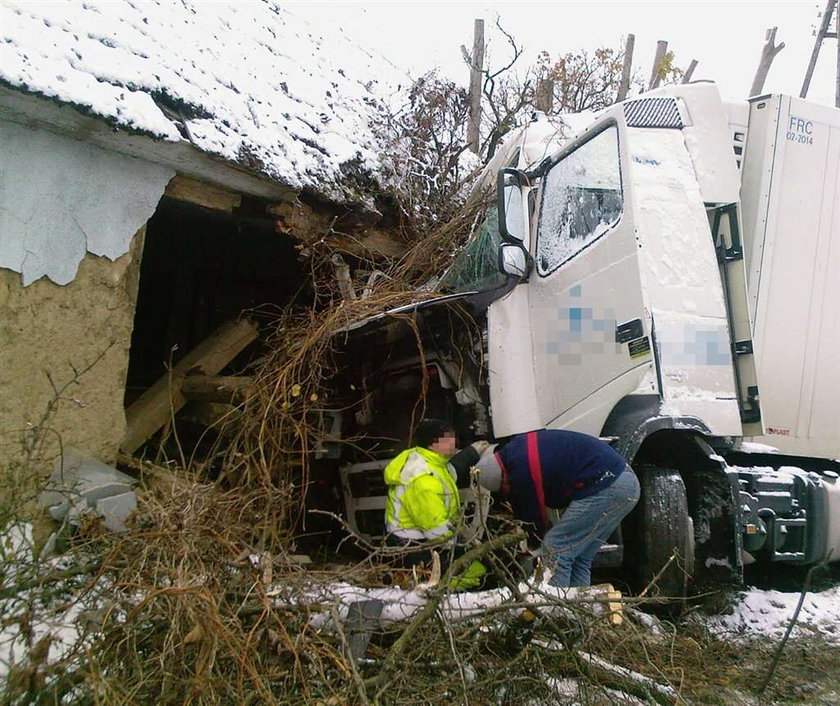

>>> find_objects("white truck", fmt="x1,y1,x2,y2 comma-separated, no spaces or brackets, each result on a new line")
329,84,840,595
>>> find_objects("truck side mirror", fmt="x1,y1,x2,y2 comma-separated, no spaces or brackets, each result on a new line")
499,243,531,279
497,168,530,243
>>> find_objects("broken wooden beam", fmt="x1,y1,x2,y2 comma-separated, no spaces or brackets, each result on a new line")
121,318,258,453
181,374,254,403
269,200,404,259
165,175,243,213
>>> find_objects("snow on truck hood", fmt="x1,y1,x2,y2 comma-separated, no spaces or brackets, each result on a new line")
0,0,400,204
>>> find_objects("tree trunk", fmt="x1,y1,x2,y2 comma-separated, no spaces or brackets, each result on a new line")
750,27,785,97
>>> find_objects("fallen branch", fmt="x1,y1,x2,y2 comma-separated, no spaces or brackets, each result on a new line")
0,560,102,601
638,552,677,599
363,531,524,695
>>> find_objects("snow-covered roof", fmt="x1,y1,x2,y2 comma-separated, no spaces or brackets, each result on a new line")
0,1,399,205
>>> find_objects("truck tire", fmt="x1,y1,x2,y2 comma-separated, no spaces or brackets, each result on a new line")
637,466,694,600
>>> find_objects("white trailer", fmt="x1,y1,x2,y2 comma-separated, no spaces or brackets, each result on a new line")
738,94,840,459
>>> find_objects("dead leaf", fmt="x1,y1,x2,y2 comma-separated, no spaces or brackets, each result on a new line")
183,623,204,646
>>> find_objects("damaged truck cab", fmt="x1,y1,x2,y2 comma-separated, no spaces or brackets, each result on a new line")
334,84,840,595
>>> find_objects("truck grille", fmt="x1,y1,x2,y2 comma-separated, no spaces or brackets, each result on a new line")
623,97,684,129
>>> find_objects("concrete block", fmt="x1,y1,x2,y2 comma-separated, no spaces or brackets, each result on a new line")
95,491,137,532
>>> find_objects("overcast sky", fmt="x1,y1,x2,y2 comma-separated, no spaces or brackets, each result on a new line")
290,0,837,108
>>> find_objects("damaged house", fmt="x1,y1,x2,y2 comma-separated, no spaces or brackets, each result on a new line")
0,0,405,471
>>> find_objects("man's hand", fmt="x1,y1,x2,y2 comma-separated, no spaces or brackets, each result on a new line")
470,440,491,455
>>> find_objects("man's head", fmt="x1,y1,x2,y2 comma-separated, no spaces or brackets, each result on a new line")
414,418,457,456
474,446,503,492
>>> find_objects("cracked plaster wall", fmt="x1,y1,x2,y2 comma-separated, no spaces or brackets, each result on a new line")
0,231,146,473
0,119,173,285
0,120,174,472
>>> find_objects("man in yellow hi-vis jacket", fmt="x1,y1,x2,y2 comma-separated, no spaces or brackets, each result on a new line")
384,419,488,588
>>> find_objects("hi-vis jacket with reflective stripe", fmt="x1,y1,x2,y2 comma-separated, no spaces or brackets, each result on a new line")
384,447,459,541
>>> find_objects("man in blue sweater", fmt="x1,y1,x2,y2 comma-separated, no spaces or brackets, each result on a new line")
475,429,640,588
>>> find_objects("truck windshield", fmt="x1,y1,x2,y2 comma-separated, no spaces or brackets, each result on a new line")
438,208,509,293
536,124,622,274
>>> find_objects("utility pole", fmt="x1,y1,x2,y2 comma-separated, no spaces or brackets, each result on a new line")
467,19,485,155
800,0,838,107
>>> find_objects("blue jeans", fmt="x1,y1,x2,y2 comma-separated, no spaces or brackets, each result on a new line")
544,468,640,588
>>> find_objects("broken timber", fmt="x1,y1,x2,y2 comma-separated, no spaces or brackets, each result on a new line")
122,318,258,453
165,175,243,213
181,374,254,403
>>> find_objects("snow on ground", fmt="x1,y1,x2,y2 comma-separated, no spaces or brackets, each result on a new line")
541,677,646,705
0,1,404,203
0,523,106,683
700,585,840,644
735,441,780,454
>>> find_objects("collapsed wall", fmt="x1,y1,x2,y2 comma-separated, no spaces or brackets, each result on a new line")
0,238,144,472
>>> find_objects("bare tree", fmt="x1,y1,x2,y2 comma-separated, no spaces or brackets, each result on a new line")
478,19,535,161
373,71,474,229
371,23,689,236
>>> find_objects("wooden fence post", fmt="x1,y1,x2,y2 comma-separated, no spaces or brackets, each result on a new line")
681,59,698,84
617,34,635,101
648,40,668,90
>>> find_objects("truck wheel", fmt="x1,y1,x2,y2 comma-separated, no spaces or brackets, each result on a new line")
637,467,694,600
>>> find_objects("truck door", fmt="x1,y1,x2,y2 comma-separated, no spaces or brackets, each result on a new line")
528,121,651,432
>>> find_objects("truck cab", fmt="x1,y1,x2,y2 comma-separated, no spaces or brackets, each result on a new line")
329,84,840,596
491,84,840,590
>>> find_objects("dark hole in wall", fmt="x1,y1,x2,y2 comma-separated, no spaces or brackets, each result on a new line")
125,197,306,399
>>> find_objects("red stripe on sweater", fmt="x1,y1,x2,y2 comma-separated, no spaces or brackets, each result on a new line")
496,452,511,495
526,431,548,529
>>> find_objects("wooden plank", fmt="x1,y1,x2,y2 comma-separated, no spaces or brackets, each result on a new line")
121,318,258,453
165,175,242,212
182,374,254,402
